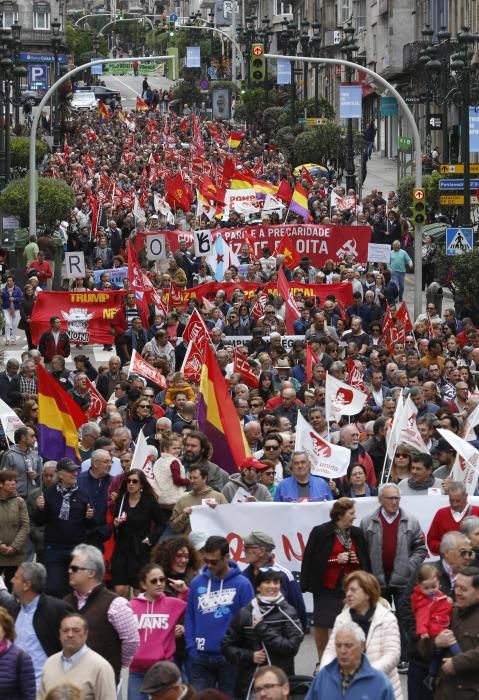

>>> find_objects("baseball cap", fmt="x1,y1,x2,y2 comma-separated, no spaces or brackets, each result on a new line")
243,531,276,550
140,661,181,695
239,457,269,472
56,458,78,473
431,439,455,454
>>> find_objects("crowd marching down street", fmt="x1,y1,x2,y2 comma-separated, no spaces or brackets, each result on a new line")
0,86,479,700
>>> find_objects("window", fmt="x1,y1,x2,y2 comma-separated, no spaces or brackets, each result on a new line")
2,9,18,27
33,8,50,30
353,0,366,29
338,0,352,24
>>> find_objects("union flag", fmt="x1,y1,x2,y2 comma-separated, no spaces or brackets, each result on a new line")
275,233,301,270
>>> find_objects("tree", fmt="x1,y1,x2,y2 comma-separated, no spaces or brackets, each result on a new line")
397,171,444,221
173,80,201,106
451,250,479,305
11,137,47,169
292,123,344,168
0,177,75,229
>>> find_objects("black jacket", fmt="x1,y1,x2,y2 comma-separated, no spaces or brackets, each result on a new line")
300,520,371,595
0,371,15,403
222,597,303,699
0,591,72,657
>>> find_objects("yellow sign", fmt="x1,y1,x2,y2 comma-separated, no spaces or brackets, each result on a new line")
439,164,479,174
439,195,479,205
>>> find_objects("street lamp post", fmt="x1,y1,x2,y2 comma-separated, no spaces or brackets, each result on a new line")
341,23,359,191
300,20,310,102
51,17,62,151
259,16,273,92
437,27,452,162
311,23,322,117
11,20,22,131
287,25,299,126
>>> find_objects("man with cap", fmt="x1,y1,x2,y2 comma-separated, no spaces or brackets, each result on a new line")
222,458,273,503
242,530,307,628
33,458,95,597
141,660,196,700
427,481,479,555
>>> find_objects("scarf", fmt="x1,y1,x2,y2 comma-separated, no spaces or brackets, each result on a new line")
335,525,352,551
350,606,375,638
407,475,435,491
57,483,78,520
251,593,285,620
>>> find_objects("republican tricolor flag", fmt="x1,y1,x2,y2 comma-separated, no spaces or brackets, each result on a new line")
227,131,244,149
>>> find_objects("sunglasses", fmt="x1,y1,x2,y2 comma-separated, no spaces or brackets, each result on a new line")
396,453,409,457
149,576,166,583
264,445,279,451
251,403,262,407
139,405,150,409
127,478,140,484
204,557,224,565
68,565,91,573
459,549,475,557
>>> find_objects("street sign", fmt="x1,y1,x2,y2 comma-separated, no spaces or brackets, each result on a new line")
439,179,479,190
446,228,474,255
404,96,423,104
298,118,321,125
399,136,413,150
20,52,67,64
440,195,479,205
27,64,48,91
429,114,443,130
169,13,178,21
439,164,479,174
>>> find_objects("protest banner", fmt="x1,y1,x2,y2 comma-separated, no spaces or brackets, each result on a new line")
92,267,128,288
31,290,126,345
190,496,479,611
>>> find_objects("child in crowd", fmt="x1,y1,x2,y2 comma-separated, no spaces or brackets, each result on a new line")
410,563,461,690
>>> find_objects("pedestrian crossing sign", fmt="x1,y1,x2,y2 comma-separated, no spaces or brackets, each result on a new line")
446,227,473,255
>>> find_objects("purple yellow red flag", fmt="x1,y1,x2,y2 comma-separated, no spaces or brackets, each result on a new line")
197,342,250,472
289,182,310,221
37,363,86,462
227,131,244,149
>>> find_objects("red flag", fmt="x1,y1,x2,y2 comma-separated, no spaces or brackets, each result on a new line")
129,350,167,389
136,96,149,111
347,357,367,394
275,234,301,270
183,308,210,347
85,130,98,142
233,349,259,388
165,172,192,212
301,166,314,185
181,340,206,383
251,292,269,321
221,157,237,185
86,378,106,419
396,302,413,332
277,267,300,334
306,344,321,382
276,179,293,204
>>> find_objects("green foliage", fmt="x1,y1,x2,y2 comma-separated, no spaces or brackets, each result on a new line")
10,138,47,169
292,122,344,168
397,171,442,218
147,28,214,64
262,107,284,137
0,177,75,228
451,250,479,302
173,81,201,105
303,97,335,119
276,127,296,161
66,23,108,65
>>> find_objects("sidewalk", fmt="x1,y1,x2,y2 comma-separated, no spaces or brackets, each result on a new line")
362,152,399,194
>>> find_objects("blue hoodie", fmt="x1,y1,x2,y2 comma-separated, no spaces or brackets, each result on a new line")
185,561,254,656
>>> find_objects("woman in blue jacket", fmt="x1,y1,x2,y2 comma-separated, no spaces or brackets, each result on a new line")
0,606,35,700
2,274,23,345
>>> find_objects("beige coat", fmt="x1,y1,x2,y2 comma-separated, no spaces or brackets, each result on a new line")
321,601,402,700
170,487,227,534
0,494,29,566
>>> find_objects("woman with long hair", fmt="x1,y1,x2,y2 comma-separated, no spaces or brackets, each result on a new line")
128,563,187,700
111,469,169,597
388,444,413,483
343,463,378,498
20,400,39,429
257,371,275,403
150,535,201,597
126,398,157,440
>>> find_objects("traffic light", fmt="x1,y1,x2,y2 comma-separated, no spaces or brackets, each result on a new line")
240,80,246,94
251,43,265,83
169,20,175,36
410,188,426,225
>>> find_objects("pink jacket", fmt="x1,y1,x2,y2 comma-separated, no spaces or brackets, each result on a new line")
129,593,187,673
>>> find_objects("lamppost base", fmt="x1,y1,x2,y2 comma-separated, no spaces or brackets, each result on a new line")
345,173,356,192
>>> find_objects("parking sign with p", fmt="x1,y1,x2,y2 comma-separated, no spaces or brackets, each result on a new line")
28,64,48,91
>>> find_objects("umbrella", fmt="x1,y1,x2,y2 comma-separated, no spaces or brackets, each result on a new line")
293,163,330,176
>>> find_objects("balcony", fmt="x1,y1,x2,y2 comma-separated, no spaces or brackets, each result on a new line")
403,41,427,71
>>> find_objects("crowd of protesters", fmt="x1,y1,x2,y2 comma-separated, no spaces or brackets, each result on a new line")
0,91,478,700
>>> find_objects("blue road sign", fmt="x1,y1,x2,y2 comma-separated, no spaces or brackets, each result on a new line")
27,64,48,91
169,13,178,21
439,179,479,189
20,52,67,64
446,227,473,255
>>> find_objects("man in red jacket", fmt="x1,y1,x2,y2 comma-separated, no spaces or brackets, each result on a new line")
427,482,479,555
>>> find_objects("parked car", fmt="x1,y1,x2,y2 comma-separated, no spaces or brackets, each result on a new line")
74,85,121,102
71,91,98,111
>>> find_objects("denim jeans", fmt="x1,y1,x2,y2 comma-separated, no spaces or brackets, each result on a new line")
44,544,74,598
190,654,237,695
408,662,433,700
128,671,147,700
392,271,406,301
